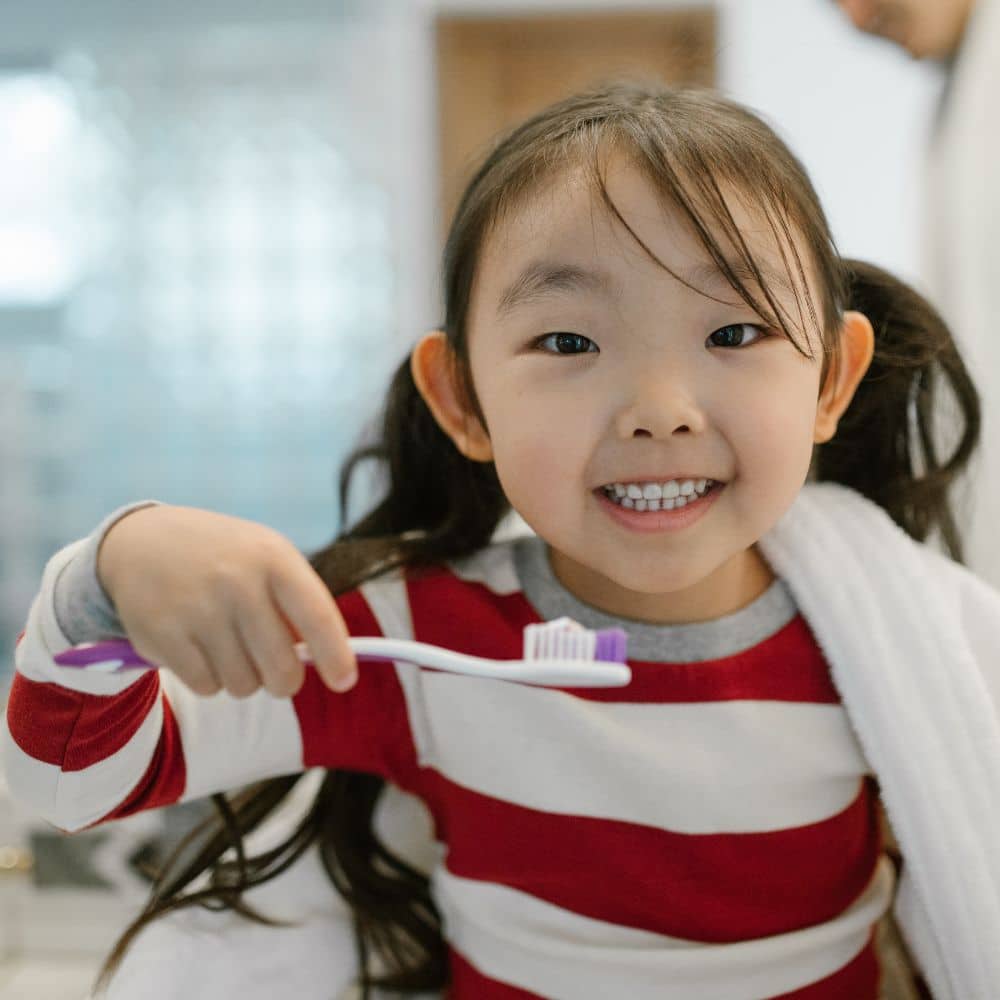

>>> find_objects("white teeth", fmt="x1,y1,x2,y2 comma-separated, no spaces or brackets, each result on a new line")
602,478,717,511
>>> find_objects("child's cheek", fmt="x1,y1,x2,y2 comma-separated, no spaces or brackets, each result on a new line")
490,417,586,511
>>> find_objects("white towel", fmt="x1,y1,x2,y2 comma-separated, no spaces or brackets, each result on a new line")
758,481,1000,999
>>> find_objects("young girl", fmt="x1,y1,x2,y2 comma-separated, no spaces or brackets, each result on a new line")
3,80,997,1000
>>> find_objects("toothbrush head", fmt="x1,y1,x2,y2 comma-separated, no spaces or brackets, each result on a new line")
522,617,628,664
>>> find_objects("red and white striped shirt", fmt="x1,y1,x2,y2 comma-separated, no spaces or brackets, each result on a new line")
2,533,894,999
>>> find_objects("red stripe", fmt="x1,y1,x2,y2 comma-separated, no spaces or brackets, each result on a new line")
613,615,838,705
447,936,880,999
406,570,840,704
448,949,543,998
404,567,531,662
293,588,421,787
430,771,882,942
98,692,187,822
5,671,161,769
6,674,88,765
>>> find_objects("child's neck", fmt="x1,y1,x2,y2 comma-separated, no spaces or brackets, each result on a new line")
546,544,776,626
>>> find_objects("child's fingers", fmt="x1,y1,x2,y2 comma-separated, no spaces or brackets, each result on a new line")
199,623,266,699
267,566,357,693
177,637,224,697
137,632,222,697
236,610,306,698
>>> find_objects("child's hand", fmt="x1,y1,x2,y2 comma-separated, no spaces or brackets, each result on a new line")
95,505,358,698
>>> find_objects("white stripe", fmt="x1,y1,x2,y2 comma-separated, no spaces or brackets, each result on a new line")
435,856,894,1000
0,696,164,832
417,673,869,833
0,727,64,826
490,509,534,545
446,539,520,594
357,572,439,768
162,673,304,802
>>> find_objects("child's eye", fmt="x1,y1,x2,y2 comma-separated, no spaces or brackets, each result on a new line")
533,325,769,355
708,323,770,348
534,332,599,355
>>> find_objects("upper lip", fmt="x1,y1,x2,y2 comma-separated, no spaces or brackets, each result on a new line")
596,474,723,487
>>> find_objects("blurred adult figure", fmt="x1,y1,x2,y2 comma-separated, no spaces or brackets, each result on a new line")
836,1,975,58
835,0,1000,589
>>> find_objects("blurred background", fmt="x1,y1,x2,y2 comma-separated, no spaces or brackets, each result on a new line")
0,0,952,995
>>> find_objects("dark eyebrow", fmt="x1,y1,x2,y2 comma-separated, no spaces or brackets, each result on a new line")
496,262,621,318
495,257,799,318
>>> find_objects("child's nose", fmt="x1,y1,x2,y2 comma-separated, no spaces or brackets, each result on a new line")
613,367,708,439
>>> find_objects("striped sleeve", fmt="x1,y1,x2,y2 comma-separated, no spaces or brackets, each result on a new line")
1,540,418,832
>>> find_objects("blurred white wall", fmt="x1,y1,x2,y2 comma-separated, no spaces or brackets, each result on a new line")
718,0,944,291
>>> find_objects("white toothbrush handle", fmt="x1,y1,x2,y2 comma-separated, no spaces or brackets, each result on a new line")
56,637,629,687
293,637,628,688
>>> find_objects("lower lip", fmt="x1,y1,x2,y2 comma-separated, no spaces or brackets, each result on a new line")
594,482,725,533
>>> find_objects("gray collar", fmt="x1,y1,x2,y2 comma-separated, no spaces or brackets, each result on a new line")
511,535,798,662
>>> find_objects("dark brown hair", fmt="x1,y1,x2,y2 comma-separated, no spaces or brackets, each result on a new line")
95,79,980,996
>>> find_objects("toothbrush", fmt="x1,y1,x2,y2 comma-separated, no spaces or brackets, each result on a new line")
52,616,631,688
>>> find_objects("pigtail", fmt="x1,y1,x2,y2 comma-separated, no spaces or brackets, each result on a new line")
322,348,510,571
812,258,981,564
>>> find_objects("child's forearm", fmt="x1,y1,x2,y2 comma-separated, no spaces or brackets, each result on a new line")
3,533,171,831
2,509,407,834
1,520,305,832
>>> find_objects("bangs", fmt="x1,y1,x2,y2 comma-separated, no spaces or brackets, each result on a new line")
446,82,847,395
478,110,834,366
590,131,822,360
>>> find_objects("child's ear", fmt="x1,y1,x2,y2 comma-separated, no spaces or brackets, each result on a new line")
411,330,494,462
813,310,875,444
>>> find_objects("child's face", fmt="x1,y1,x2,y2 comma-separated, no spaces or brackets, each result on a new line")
461,157,832,623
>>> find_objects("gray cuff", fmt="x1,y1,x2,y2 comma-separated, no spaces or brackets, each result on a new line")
53,500,163,644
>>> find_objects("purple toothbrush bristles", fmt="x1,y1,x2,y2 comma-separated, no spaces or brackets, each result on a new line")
595,627,628,663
